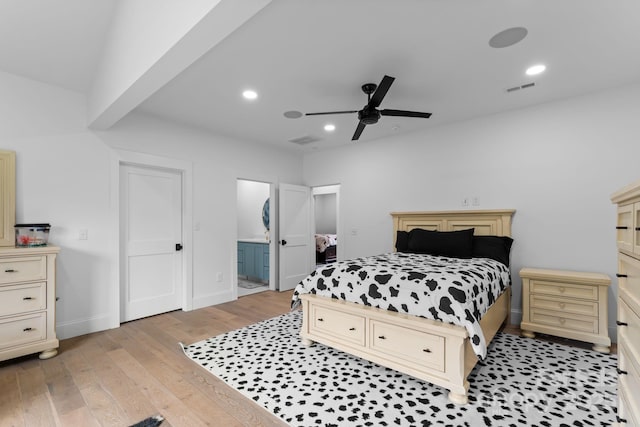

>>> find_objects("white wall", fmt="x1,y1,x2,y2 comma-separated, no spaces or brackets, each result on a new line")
315,193,336,234
237,179,270,239
302,82,640,340
2,70,303,339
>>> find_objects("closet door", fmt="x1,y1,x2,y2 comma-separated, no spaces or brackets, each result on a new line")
0,150,16,247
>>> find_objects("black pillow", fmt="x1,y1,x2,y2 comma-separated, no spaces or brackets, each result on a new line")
472,235,514,266
395,231,409,252
407,228,475,258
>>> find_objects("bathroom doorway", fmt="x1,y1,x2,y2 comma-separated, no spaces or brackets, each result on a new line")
313,185,340,266
237,179,272,296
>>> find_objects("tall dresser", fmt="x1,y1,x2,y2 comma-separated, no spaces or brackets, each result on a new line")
611,180,640,426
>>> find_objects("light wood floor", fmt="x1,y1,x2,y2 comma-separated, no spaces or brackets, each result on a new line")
0,291,615,427
0,290,294,427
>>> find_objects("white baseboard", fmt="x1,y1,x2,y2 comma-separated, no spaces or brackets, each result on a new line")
56,314,113,340
192,289,235,311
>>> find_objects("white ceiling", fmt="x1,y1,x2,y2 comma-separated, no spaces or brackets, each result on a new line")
3,0,640,152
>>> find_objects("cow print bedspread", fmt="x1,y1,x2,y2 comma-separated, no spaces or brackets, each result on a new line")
291,252,511,359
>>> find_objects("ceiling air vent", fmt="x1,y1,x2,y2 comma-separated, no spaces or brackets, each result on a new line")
506,82,536,93
289,135,320,145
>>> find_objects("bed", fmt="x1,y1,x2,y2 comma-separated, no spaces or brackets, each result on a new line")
292,209,515,405
315,233,337,264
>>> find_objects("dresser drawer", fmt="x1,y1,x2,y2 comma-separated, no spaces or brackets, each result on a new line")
309,305,365,346
0,256,47,284
529,279,598,301
529,308,598,334
619,342,640,407
530,294,598,317
619,374,640,426
370,320,445,372
618,253,640,316
0,312,47,350
618,298,640,360
0,282,46,317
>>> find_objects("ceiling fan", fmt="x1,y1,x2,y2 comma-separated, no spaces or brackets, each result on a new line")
305,75,432,141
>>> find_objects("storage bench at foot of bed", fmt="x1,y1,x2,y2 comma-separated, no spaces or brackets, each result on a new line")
299,292,511,405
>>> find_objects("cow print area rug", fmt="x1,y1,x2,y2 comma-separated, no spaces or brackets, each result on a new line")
181,311,617,427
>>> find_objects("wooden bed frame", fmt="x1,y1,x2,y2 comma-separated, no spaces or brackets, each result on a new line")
299,209,515,405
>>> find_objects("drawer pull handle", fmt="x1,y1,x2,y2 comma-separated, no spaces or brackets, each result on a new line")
617,320,628,326
559,287,565,293
23,327,33,332
616,274,628,278
378,335,386,340
317,318,324,322
4,269,16,273
617,368,628,375
616,226,629,230
349,327,356,331
23,297,34,300
636,227,640,231
559,318,566,324
422,348,431,353
559,303,566,309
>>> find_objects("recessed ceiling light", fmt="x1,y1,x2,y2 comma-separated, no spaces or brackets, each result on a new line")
324,124,336,132
489,27,528,48
242,89,258,100
526,64,546,76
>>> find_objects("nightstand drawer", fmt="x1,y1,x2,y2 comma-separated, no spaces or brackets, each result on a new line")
529,308,598,334
0,282,46,317
530,280,598,301
309,305,365,346
530,294,598,317
0,312,47,350
0,256,47,284
370,320,445,372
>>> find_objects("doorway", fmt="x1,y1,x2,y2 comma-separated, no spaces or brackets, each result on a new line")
237,179,271,296
313,185,340,266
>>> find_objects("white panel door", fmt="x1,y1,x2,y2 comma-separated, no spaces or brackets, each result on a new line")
279,183,313,291
120,164,183,321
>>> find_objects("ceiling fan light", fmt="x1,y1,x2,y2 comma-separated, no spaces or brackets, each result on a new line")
324,124,336,132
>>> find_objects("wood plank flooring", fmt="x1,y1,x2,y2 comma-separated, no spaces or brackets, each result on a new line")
0,290,615,426
0,291,294,427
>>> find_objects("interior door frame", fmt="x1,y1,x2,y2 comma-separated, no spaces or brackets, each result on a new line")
234,177,277,297
109,149,193,329
312,184,342,262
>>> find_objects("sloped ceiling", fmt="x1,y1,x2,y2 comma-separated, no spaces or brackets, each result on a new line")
2,0,640,151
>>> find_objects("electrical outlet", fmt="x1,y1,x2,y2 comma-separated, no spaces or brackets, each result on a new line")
79,229,88,240
351,228,358,236
472,197,480,206
462,198,469,207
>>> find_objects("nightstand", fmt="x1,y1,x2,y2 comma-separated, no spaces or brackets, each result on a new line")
520,267,611,353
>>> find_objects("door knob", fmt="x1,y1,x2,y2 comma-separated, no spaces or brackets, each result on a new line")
175,243,183,251
281,239,287,246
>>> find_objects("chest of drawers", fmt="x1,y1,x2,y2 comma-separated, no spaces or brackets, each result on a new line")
0,246,60,362
520,267,611,353
612,180,640,425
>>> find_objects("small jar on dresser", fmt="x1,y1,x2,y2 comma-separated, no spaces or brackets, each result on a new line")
520,267,611,353
611,179,640,426
0,246,60,362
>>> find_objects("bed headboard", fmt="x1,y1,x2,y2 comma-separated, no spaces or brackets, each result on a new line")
391,209,515,249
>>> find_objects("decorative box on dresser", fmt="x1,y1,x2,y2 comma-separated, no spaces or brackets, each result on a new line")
520,268,611,353
0,246,60,362
611,179,640,426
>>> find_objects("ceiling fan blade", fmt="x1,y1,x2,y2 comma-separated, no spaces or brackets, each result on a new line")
305,110,358,116
369,75,395,108
352,122,366,140
381,109,432,119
